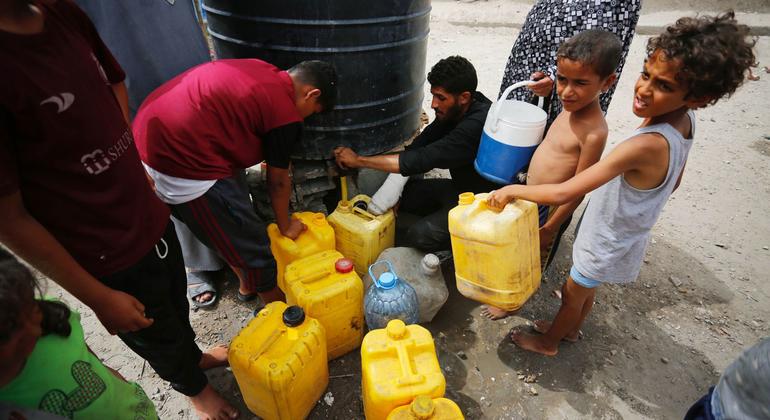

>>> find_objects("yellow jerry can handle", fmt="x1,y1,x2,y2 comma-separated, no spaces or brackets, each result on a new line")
395,343,426,386
251,326,284,361
268,224,302,253
352,205,378,220
298,267,334,285
480,196,504,213
340,175,379,220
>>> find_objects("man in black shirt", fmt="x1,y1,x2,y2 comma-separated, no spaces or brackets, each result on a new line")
334,56,497,252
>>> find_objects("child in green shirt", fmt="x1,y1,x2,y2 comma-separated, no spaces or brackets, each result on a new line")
0,249,158,419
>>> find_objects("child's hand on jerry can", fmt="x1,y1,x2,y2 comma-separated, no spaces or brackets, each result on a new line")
283,216,307,240
486,186,516,209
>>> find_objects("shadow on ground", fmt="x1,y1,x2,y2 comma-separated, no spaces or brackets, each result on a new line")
489,232,730,419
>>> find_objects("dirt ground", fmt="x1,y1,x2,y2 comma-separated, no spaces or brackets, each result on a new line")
44,1,769,419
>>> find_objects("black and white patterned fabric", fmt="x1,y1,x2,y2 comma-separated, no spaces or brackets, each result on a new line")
499,0,642,124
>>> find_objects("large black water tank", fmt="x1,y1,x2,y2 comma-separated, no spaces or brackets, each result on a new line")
202,0,430,160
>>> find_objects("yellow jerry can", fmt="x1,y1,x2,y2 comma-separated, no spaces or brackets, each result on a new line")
267,212,335,291
229,302,328,420
448,192,541,311
361,320,446,420
327,179,395,277
387,395,465,420
284,250,365,360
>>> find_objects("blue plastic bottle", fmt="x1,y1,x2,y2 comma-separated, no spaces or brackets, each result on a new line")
364,260,419,330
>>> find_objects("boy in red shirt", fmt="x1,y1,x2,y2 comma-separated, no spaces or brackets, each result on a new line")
133,58,337,305
0,1,237,417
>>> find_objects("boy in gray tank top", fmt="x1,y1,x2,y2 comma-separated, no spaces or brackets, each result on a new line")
487,12,756,356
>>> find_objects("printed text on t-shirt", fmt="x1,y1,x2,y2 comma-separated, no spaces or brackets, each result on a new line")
80,128,134,175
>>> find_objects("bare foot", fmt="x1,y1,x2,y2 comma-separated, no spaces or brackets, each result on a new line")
480,305,518,320
190,384,239,420
199,345,229,370
532,320,582,343
187,284,215,304
192,291,214,304
481,305,513,320
510,328,558,356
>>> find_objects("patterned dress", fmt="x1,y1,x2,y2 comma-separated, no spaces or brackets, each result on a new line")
499,0,642,124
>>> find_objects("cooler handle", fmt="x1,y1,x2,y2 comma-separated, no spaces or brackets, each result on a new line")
492,80,544,132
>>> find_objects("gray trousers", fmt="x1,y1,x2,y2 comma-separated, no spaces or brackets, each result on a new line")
171,215,224,273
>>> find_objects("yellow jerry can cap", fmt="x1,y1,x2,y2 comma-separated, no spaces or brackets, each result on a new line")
282,305,305,327
335,258,355,273
458,192,475,205
410,395,435,419
312,213,327,225
386,319,407,339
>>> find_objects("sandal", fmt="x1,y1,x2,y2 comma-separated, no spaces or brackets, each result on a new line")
226,269,259,302
187,271,218,308
237,290,257,302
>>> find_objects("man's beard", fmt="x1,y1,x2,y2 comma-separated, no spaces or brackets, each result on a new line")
435,102,463,124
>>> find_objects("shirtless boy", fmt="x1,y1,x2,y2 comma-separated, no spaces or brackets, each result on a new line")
482,29,622,320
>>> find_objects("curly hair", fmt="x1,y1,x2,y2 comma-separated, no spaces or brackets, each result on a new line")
0,248,71,343
557,29,622,79
647,11,756,105
427,56,478,94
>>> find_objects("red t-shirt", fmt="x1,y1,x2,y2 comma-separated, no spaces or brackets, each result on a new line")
132,59,303,180
0,0,170,277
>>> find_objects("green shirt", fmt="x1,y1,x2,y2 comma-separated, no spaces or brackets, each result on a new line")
0,308,158,420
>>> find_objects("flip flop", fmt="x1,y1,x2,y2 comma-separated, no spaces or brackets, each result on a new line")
187,271,218,308
237,290,257,302
227,268,264,302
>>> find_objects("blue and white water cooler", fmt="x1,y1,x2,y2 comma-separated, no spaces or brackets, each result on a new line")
475,81,548,184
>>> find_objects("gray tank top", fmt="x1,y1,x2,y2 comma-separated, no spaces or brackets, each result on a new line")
572,111,695,284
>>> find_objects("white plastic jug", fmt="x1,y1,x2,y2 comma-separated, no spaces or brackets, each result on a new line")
474,81,548,184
